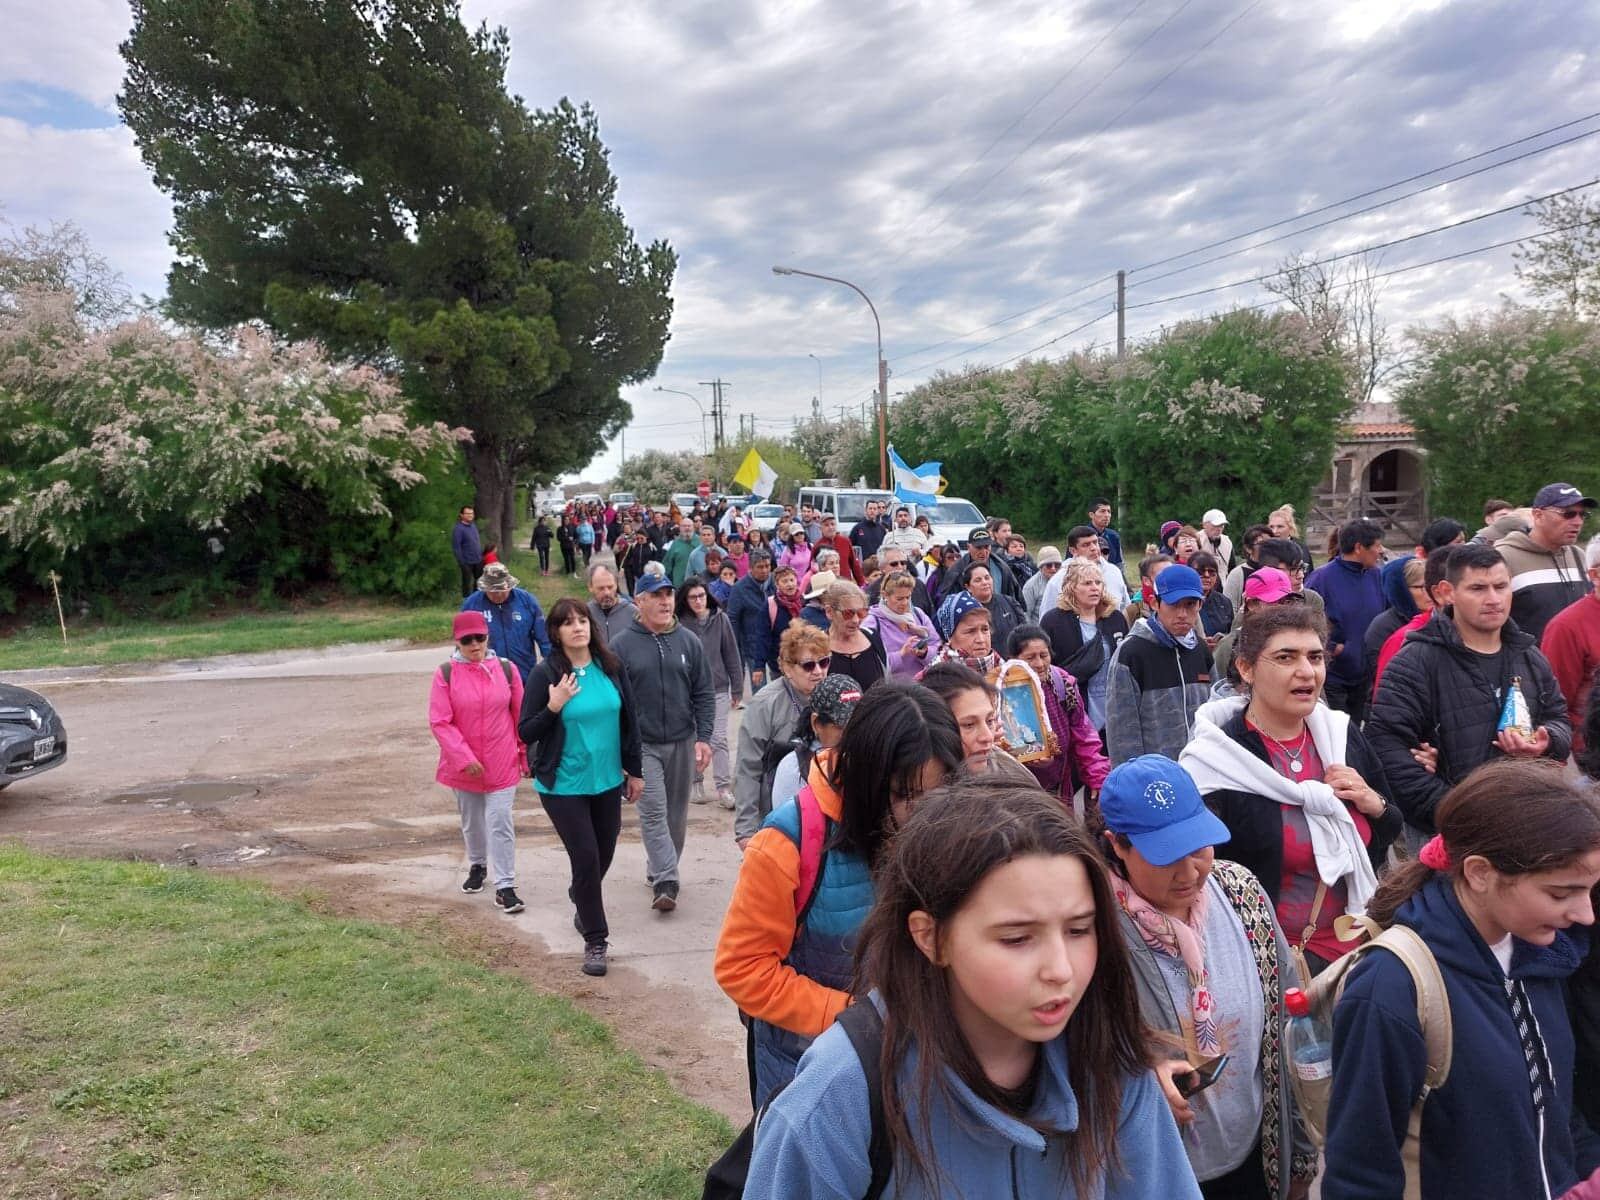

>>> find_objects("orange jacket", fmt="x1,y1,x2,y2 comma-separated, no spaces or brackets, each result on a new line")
713,755,850,1038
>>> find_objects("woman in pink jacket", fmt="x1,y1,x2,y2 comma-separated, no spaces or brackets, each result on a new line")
429,610,528,914
1006,624,1112,808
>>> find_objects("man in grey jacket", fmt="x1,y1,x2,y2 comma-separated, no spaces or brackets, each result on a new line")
586,563,637,642
611,573,715,912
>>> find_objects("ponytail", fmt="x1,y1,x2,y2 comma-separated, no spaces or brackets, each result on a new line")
1367,759,1600,927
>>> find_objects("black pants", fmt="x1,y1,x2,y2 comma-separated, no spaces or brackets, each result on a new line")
458,561,480,599
560,545,576,575
536,546,550,571
580,542,593,567
540,786,623,944
1323,679,1368,725
1199,1139,1270,1200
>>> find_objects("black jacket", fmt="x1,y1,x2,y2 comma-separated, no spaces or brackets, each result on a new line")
1040,608,1128,680
983,591,1024,653
1202,706,1402,906
518,657,644,791
955,552,1023,605
1366,611,1572,834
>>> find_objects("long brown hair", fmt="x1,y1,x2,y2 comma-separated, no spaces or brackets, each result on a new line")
1367,758,1600,927
545,596,622,679
853,779,1147,1195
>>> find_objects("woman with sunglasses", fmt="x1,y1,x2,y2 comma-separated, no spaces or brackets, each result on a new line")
732,623,834,852
824,579,888,692
1190,550,1234,646
429,610,528,916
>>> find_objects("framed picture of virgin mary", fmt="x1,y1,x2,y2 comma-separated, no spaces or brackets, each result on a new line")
990,660,1059,765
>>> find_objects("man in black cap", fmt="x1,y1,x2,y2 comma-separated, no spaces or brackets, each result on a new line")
1495,482,1596,639
955,526,1023,604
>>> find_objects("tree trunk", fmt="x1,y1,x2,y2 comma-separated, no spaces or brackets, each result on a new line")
463,438,512,553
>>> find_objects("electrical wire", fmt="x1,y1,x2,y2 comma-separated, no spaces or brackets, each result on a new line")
899,287,1119,375
1124,175,1600,311
991,308,1118,369
889,273,1117,367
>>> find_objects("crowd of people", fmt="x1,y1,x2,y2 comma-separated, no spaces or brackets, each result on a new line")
429,480,1600,1198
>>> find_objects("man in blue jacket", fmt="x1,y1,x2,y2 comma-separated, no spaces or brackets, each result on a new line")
726,550,775,692
452,505,482,598
1306,518,1387,722
459,563,551,682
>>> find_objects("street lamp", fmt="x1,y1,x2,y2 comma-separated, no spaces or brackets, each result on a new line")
774,266,888,488
807,351,823,412
653,386,710,458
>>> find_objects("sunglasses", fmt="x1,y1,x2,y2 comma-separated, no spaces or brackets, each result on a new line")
836,608,869,619
796,656,833,673
458,634,487,645
1555,508,1588,520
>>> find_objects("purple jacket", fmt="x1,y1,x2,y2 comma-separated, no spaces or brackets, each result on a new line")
1029,666,1112,798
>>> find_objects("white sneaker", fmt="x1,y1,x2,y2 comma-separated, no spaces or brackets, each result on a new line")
717,788,735,810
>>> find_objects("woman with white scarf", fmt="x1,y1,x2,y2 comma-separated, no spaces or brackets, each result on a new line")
1180,604,1402,978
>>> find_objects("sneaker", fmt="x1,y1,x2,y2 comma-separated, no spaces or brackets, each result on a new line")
495,887,526,914
717,788,735,810
651,882,678,913
691,779,710,805
461,864,487,893
582,941,609,977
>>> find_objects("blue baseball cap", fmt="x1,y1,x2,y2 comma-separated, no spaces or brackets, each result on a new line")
1098,755,1230,866
1154,563,1204,604
634,572,674,596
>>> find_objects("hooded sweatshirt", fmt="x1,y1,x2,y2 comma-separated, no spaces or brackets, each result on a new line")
428,650,526,791
1362,555,1419,686
682,608,744,699
1497,528,1594,641
1306,556,1387,689
864,600,941,680
609,616,716,745
1322,877,1600,1199
1105,616,1213,765
745,999,1202,1200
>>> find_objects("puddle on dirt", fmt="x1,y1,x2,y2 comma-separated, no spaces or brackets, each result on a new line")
102,779,265,806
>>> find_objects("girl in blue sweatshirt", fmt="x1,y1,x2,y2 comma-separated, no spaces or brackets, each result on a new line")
1323,758,1600,1200
745,778,1201,1199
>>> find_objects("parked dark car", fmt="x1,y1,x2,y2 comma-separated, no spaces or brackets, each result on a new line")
0,683,67,789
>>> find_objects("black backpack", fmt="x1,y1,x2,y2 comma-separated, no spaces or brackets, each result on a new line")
702,1002,892,1200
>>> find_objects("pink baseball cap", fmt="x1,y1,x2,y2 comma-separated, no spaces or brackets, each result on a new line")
1244,567,1294,603
453,611,489,640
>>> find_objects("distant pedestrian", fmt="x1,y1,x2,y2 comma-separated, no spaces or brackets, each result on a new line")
452,505,483,599
1089,496,1124,566
585,563,637,644
576,515,595,567
429,611,527,916
556,519,577,576
519,598,644,977
531,516,553,575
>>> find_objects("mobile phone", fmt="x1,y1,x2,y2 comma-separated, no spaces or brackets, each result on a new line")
1176,1053,1229,1098
913,634,930,650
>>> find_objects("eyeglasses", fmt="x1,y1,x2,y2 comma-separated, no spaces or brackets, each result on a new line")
796,656,832,673
1555,508,1587,520
836,608,869,619
1197,567,1218,577
458,634,488,645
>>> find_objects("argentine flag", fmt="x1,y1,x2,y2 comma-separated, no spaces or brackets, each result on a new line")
888,445,942,503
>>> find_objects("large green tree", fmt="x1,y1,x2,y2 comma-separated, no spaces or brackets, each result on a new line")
119,0,675,548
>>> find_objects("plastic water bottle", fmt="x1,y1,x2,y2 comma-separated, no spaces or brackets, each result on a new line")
1284,988,1333,1122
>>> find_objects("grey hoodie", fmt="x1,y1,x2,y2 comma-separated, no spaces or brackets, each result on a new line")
610,617,716,745
682,609,744,699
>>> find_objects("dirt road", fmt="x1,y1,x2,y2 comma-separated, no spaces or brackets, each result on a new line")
0,638,755,1122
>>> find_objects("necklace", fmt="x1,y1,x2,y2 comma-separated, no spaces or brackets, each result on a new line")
1254,723,1311,774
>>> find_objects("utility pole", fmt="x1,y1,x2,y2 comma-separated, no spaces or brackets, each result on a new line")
699,378,730,486
1116,269,1126,361
620,428,626,466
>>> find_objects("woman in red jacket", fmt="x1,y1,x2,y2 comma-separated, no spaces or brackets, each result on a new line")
429,610,528,916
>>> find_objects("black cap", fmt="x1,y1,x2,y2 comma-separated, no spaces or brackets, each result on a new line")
1532,482,1597,510
968,527,993,547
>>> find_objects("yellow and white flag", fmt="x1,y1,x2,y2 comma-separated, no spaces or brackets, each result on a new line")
732,449,778,500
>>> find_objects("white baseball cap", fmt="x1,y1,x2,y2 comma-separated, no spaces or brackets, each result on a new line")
1202,508,1228,527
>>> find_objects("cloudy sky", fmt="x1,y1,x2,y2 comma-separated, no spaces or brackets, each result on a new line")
4,0,1598,483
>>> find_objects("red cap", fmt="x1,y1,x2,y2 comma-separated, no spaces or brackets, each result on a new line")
1284,988,1310,1018
452,611,489,640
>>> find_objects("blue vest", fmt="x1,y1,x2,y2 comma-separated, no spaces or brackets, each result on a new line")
750,797,875,1108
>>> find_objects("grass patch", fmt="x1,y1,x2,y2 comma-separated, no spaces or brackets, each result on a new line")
0,846,730,1198
0,547,591,672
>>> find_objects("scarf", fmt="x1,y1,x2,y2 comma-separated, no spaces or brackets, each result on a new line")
774,587,803,619
1180,697,1378,916
1146,612,1199,652
1111,874,1221,1060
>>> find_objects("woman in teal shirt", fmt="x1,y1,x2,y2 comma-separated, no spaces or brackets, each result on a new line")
519,597,644,977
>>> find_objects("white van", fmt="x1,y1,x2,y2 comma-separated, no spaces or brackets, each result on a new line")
795,486,896,527
607,492,637,508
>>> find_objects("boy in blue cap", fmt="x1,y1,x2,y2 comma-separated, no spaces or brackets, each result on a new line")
1106,563,1215,766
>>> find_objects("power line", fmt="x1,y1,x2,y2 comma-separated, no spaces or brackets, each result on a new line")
1129,122,1600,289
991,308,1118,369
1124,175,1600,311
890,273,1117,367
901,288,1119,375
1127,108,1600,276
884,0,1155,259
1124,213,1600,340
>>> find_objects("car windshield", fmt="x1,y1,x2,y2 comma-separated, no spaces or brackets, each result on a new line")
917,500,984,526
751,505,784,518
834,492,896,521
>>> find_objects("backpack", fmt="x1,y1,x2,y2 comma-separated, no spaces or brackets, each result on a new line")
1292,915,1453,1200
701,1000,891,1200
438,659,514,688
